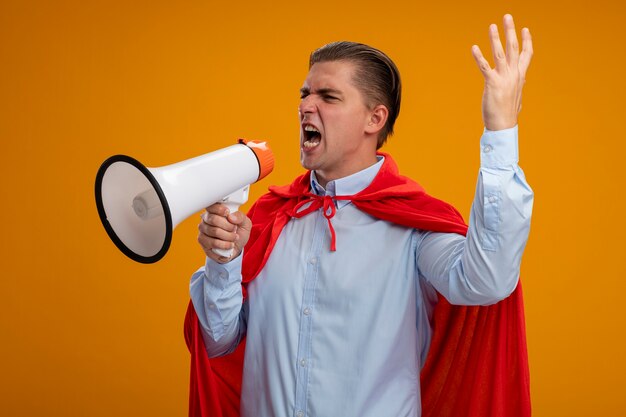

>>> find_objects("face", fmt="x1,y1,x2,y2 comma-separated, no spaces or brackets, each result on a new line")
298,60,379,186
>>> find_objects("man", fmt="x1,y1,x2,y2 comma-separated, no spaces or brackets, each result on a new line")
188,14,534,417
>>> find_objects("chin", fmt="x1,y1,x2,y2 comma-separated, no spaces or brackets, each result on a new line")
300,152,314,170
300,159,315,171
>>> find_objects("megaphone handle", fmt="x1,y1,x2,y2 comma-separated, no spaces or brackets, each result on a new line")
212,201,241,258
211,185,250,259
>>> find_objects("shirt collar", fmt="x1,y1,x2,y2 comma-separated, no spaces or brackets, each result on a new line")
310,155,385,209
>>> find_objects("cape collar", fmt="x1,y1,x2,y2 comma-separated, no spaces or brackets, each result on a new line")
270,152,426,201
309,155,385,209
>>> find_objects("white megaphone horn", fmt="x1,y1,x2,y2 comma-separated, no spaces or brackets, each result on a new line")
95,139,274,263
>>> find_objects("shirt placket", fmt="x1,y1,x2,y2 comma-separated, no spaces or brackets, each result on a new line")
293,195,327,417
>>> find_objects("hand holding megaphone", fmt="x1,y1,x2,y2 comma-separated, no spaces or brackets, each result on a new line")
213,186,250,258
95,139,274,263
202,186,251,260
198,198,253,262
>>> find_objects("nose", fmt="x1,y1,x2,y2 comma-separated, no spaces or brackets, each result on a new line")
298,95,316,117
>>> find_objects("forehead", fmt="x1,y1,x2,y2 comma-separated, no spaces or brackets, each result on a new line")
302,60,359,91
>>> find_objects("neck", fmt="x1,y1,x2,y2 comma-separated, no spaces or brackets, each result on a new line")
314,155,379,189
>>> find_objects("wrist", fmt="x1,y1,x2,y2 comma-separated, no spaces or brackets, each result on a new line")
484,118,517,132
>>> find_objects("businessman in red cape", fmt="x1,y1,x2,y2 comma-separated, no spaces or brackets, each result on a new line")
187,14,533,417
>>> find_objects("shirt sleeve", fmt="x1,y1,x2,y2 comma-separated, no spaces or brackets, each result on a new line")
416,125,534,306
189,254,247,357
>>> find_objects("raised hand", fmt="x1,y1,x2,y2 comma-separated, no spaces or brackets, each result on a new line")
471,14,533,131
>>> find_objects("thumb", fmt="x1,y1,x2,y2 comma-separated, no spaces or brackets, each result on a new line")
229,211,252,232
227,211,246,225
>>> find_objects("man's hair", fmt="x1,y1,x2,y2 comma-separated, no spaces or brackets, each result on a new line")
309,41,402,149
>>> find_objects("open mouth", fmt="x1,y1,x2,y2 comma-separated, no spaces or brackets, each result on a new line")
303,125,321,148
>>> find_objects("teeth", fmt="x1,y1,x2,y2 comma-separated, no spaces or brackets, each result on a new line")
303,124,321,149
303,139,320,148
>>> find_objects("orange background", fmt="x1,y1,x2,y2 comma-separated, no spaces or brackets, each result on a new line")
1,0,625,416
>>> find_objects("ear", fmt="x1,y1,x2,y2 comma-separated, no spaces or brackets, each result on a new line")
365,104,389,135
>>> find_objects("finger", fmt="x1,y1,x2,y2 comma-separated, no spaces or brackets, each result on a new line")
471,45,492,77
206,203,230,217
201,211,237,232
503,14,519,66
238,213,253,233
518,27,533,77
489,23,506,72
198,233,235,251
233,213,252,244
227,211,250,227
198,233,237,263
198,221,238,242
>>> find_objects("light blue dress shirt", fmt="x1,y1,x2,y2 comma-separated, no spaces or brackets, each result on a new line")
190,126,533,417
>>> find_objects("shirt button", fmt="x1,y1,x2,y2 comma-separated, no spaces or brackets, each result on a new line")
219,272,227,279
303,307,311,316
300,359,307,367
208,303,216,309
488,195,497,204
309,257,317,265
483,144,493,153
296,411,304,417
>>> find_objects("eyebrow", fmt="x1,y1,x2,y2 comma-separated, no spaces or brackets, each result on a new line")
300,87,343,96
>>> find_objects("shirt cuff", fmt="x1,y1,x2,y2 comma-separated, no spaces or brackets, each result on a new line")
204,254,243,291
480,125,519,168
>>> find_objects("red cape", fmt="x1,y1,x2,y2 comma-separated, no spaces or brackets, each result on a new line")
184,154,531,417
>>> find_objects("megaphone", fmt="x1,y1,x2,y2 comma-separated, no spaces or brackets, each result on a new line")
95,139,274,263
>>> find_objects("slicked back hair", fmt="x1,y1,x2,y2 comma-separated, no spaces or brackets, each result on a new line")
309,41,402,149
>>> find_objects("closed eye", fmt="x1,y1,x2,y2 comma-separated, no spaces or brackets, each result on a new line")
299,87,342,101
319,88,343,102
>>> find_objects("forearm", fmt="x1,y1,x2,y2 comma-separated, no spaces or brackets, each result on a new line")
418,126,533,305
189,255,247,357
